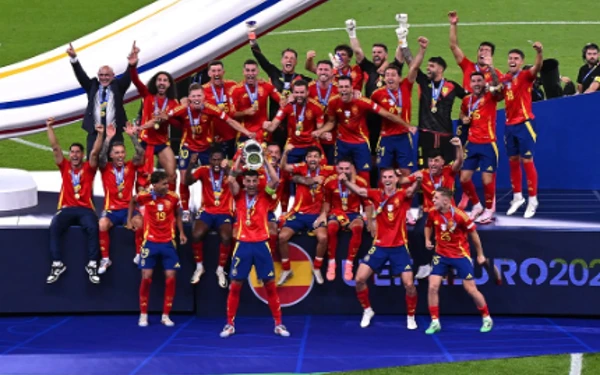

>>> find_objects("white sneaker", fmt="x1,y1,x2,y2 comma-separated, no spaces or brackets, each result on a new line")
191,265,205,284
313,269,324,285
133,254,141,265
507,196,526,216
415,264,432,279
220,324,235,338
161,314,175,327
216,267,229,288
524,198,538,219
182,210,191,223
476,208,495,224
98,258,112,275
360,307,375,328
277,270,293,286
407,315,418,330
469,203,484,220
138,314,148,327
274,324,291,337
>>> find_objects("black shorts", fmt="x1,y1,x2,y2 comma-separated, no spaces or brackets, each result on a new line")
417,130,455,167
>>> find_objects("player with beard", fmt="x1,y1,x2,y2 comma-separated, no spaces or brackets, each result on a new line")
306,45,364,96
186,149,233,288
203,61,239,159
230,60,283,144
317,158,373,281
459,72,502,224
129,47,179,192
502,43,543,219
46,118,104,284
307,60,339,165
578,43,600,93
278,146,335,285
263,80,327,163
166,83,252,221
342,168,422,329
98,123,145,274
320,76,413,183
220,157,290,338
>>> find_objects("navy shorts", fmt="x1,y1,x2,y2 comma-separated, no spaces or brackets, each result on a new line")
322,144,335,166
287,146,311,164
101,208,139,226
196,211,233,231
283,213,324,232
377,134,414,169
140,240,180,270
463,142,499,173
431,254,474,280
336,140,371,171
141,141,169,156
328,212,362,228
361,245,413,275
504,119,537,158
268,212,277,223
230,241,275,281
178,146,210,170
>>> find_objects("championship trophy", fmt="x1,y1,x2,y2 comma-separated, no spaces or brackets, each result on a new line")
242,139,264,170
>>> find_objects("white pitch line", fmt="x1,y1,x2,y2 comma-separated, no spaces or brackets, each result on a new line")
269,21,600,35
9,138,68,155
570,353,583,375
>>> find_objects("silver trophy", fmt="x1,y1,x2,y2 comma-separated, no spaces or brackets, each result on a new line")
242,139,264,170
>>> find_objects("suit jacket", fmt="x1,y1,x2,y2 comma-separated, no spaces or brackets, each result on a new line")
71,60,132,134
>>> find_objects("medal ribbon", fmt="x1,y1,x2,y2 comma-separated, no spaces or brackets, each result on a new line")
307,167,320,196
317,83,333,106
210,169,224,201
468,95,483,117
71,169,82,192
244,83,258,106
245,193,257,223
387,87,402,109
431,79,445,107
211,84,226,104
429,171,444,189
338,179,348,207
114,166,124,191
440,206,456,231
293,103,307,133
153,96,168,115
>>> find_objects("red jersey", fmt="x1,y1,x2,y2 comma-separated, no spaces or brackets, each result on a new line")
461,92,501,143
203,81,238,142
426,207,475,258
101,161,137,211
275,99,324,147
308,81,339,145
229,80,282,142
130,66,179,146
334,65,364,92
258,167,291,213
289,163,336,214
326,96,381,144
171,103,231,152
192,166,233,215
324,175,369,215
233,189,275,242
366,188,411,247
57,159,97,210
421,166,457,212
458,57,503,90
137,191,180,243
503,69,536,125
370,81,413,137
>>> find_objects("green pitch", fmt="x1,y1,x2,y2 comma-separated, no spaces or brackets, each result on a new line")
0,0,597,171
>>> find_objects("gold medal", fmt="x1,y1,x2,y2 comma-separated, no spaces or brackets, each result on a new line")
376,206,383,214
252,101,259,110
388,213,394,220
215,200,220,207
272,194,278,200
75,193,80,200
100,111,106,117
154,122,160,130
295,130,301,136
246,220,251,226
342,205,348,211
218,103,226,109
431,106,438,113
118,192,123,199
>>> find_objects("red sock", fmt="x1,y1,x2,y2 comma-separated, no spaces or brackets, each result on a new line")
327,222,339,261
226,282,242,325
429,305,440,320
406,294,418,317
313,257,323,270
509,159,522,193
282,258,291,271
523,161,538,197
192,242,203,263
99,230,110,259
269,234,279,261
358,171,370,183
461,179,480,205
163,276,176,315
348,225,363,262
483,177,496,210
218,243,231,268
179,183,190,211
356,287,371,309
478,304,490,318
264,280,282,326
135,228,143,255
139,278,152,314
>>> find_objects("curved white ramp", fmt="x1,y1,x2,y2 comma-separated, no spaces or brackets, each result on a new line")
0,0,325,139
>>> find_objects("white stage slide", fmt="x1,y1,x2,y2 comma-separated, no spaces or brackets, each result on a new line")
0,0,325,139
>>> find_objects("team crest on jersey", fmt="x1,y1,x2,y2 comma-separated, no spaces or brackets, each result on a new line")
351,105,359,115
306,110,313,120
201,115,209,123
258,87,265,95
157,204,164,212
351,71,357,79
442,86,449,95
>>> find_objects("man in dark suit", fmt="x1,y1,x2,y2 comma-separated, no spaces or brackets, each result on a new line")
67,42,136,158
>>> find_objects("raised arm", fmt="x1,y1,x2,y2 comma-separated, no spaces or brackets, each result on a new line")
396,22,413,65
67,43,93,92
46,118,64,165
529,42,544,77
280,144,294,173
88,124,105,168
250,43,281,77
98,125,115,168
228,158,243,197
345,19,365,64
403,175,422,198
117,41,138,94
408,37,428,83
264,158,280,189
450,137,464,173
184,154,200,186
129,50,150,97
305,50,318,74
448,11,465,64
125,122,145,166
